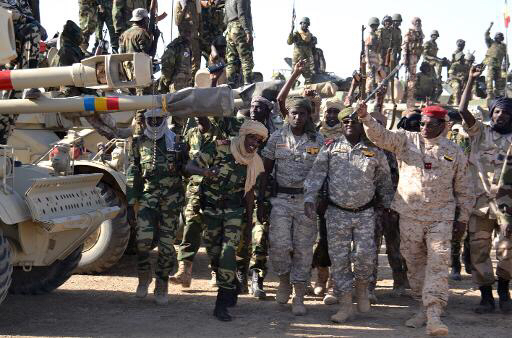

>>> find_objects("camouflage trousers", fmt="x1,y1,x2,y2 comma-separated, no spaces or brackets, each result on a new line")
403,55,420,108
79,0,98,49
0,114,19,145
469,214,512,286
136,187,183,281
15,22,41,69
226,20,254,85
177,188,204,262
369,208,408,291
312,214,331,268
95,2,119,50
426,59,443,79
449,79,464,106
486,66,506,100
203,206,245,290
326,207,375,295
269,194,317,284
400,215,451,307
292,50,314,84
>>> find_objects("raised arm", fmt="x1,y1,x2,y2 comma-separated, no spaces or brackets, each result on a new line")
277,59,306,118
458,64,484,128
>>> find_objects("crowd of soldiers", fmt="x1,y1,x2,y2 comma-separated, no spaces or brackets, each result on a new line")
1,0,512,337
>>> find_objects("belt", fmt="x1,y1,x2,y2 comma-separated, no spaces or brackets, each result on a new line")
328,198,374,213
205,196,243,210
277,187,304,195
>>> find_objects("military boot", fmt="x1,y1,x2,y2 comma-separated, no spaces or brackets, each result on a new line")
405,305,427,328
276,273,292,304
135,270,152,298
426,303,449,336
450,248,462,281
497,277,512,314
169,260,193,287
323,278,338,305
213,288,232,322
314,267,329,296
236,268,249,294
250,269,266,300
154,278,169,305
355,280,370,313
474,285,495,314
292,283,307,316
330,293,354,323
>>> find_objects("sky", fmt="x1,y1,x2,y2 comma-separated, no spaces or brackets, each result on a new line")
40,0,508,80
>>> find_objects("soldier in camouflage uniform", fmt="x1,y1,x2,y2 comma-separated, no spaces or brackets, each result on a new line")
113,0,150,36
185,119,268,321
359,103,474,336
78,0,98,52
378,15,394,76
484,22,508,100
451,39,465,63
423,30,448,80
287,17,316,84
95,0,119,53
225,0,254,86
458,65,512,314
200,0,226,61
401,17,424,109
414,62,442,103
126,108,187,305
448,53,471,106
365,17,381,92
391,13,402,65
305,106,393,323
175,0,201,82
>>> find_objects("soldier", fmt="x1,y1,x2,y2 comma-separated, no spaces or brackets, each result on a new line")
312,38,326,74
422,30,448,80
415,62,442,103
126,108,187,305
200,0,226,61
401,17,424,108
378,15,394,75
451,39,465,63
95,0,119,53
175,0,201,81
357,103,474,336
365,17,381,92
304,107,393,323
391,13,403,65
484,22,508,100
287,17,316,84
113,0,150,36
225,0,254,86
458,65,512,314
78,0,98,52
185,120,268,321
448,53,472,106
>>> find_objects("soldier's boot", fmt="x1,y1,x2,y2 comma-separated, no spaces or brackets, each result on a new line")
355,280,370,313
305,278,315,296
462,241,473,274
474,285,495,314
450,259,462,281
368,288,378,304
236,269,249,294
210,270,218,287
169,260,193,287
391,270,408,297
426,304,449,336
135,270,152,298
213,288,232,322
250,269,266,300
405,305,427,328
154,278,169,305
497,277,512,314
323,278,338,305
291,283,307,316
276,273,292,304
330,293,354,323
314,267,329,296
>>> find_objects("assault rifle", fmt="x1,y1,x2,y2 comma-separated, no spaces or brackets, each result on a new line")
148,0,167,58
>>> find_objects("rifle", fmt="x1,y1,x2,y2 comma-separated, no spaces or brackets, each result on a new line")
94,28,109,56
148,0,167,58
385,35,398,129
291,0,296,32
360,25,367,100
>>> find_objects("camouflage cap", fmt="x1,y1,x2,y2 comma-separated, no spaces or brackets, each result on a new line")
130,8,149,22
338,107,354,122
392,13,402,21
299,17,310,25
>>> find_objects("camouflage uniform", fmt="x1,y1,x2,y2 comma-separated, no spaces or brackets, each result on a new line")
361,114,474,307
423,39,442,78
415,63,442,102
365,29,381,92
378,25,394,72
126,135,185,282
261,125,323,284
225,0,254,85
112,0,150,35
304,136,394,296
464,120,512,287
287,30,315,84
484,32,508,99
448,60,470,106
402,28,424,108
78,0,98,50
391,26,402,65
96,0,119,52
175,0,201,80
200,2,226,60
193,139,249,290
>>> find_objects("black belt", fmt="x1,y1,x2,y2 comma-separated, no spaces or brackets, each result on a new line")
278,187,304,195
328,199,374,213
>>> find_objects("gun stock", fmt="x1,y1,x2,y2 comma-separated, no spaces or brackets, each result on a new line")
148,0,160,58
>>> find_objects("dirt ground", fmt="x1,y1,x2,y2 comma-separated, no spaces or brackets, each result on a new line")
1,248,511,338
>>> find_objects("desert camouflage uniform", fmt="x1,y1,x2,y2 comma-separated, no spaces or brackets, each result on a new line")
365,30,381,92
200,2,225,60
112,0,150,35
261,125,323,284
402,28,424,108
448,61,470,106
78,0,98,50
484,32,508,99
0,115,17,145
96,0,119,51
193,139,249,290
304,136,393,295
175,0,201,80
495,145,512,281
362,114,474,307
126,135,185,282
225,0,254,85
464,120,512,287
287,30,315,84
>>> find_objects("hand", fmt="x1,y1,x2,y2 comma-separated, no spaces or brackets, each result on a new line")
488,22,494,31
356,100,368,118
452,221,467,242
293,59,306,75
127,205,137,225
256,202,269,224
304,202,316,220
469,64,484,80
209,69,223,83
204,166,219,177
344,96,352,107
246,32,253,45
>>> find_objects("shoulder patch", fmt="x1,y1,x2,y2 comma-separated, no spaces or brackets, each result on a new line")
444,155,454,162
362,149,375,157
306,147,320,155
216,139,230,146
324,138,334,146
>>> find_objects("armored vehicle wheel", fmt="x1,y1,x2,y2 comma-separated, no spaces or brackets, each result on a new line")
75,182,129,274
9,246,82,295
0,230,12,304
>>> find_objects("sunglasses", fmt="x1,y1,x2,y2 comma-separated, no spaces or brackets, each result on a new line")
342,119,360,125
419,120,445,128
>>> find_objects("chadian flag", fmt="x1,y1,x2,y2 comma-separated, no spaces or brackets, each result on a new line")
506,0,510,28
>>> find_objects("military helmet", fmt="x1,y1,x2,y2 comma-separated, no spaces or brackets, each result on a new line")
431,30,439,37
299,17,310,25
456,39,465,46
465,53,475,62
496,32,505,40
392,13,402,21
382,15,392,23
368,17,380,26
130,8,149,22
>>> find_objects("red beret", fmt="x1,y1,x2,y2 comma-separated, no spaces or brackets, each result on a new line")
422,105,447,119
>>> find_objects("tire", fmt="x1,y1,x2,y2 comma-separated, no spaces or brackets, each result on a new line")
0,229,12,304
74,182,129,274
9,245,82,295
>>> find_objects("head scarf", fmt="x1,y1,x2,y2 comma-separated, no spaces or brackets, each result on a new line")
251,95,278,134
144,108,176,151
285,96,317,140
230,120,268,195
319,98,343,136
489,96,512,116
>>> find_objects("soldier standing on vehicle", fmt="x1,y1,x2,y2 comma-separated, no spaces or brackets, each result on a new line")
451,39,465,63
414,61,442,103
484,22,508,100
448,53,472,106
378,15,393,76
423,30,448,80
357,103,474,336
401,17,424,108
200,0,226,61
365,17,381,92
391,13,403,65
126,108,187,306
175,0,201,81
95,0,119,53
287,17,316,84
78,0,99,53
113,0,150,36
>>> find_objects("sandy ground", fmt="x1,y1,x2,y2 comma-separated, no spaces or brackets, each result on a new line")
1,248,511,338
